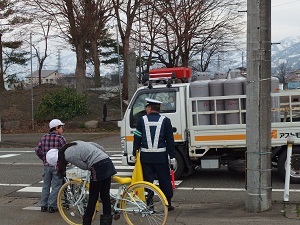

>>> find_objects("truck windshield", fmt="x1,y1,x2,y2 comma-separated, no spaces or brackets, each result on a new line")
130,90,177,128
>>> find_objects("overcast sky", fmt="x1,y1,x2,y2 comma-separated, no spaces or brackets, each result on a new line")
272,0,300,41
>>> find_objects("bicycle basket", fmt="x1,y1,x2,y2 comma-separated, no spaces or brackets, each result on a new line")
66,166,88,179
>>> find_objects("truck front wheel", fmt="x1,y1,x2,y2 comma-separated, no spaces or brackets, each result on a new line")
278,146,300,184
174,151,185,180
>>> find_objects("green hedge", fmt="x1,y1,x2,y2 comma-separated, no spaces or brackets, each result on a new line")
35,88,88,121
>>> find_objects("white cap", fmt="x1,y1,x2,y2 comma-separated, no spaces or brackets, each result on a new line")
46,149,59,166
145,98,162,106
49,119,65,129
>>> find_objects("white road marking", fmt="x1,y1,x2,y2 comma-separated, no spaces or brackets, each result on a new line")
0,154,20,158
0,183,30,187
176,187,300,192
19,153,184,211
273,189,300,192
19,186,300,195
115,165,134,169
0,151,33,153
23,206,40,211
154,180,182,186
18,187,41,193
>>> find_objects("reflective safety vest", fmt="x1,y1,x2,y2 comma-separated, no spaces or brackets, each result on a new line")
140,115,167,153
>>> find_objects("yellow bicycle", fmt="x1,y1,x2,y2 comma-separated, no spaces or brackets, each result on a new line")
57,171,169,225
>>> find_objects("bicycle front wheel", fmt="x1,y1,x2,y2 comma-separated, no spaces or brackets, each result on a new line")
57,180,98,225
121,181,168,225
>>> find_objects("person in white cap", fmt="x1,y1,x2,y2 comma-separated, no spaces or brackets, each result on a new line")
35,119,67,213
133,98,177,211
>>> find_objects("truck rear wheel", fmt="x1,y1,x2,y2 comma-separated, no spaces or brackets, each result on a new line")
278,146,300,184
227,159,245,173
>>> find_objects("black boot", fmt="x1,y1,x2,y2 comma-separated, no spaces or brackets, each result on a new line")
82,217,92,225
167,198,174,211
100,214,112,225
147,196,154,211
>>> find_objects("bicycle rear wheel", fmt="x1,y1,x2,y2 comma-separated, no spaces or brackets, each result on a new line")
57,180,98,225
121,181,168,225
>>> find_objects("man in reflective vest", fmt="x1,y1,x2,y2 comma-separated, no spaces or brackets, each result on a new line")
133,97,177,211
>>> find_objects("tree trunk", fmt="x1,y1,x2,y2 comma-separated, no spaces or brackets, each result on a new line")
75,44,86,94
182,51,189,67
91,40,101,87
38,67,42,85
122,36,130,100
0,34,6,92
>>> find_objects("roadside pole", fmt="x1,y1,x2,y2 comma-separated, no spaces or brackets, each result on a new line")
246,0,272,212
283,137,295,202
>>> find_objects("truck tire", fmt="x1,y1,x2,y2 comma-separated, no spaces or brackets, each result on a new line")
227,159,245,173
174,151,185,180
278,146,300,184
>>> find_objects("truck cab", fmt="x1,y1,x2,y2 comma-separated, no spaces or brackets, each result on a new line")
118,82,193,178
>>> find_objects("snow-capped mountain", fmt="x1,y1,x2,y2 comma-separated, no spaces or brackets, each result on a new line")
271,36,300,73
216,36,300,74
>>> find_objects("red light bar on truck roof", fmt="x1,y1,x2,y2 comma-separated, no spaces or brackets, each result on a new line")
149,72,175,81
149,67,191,82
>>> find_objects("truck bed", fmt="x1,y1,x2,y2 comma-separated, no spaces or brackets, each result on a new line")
187,91,300,155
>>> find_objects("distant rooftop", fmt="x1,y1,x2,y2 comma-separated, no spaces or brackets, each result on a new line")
26,70,59,78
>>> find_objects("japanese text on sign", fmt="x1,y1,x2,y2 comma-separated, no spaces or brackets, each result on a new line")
279,133,300,138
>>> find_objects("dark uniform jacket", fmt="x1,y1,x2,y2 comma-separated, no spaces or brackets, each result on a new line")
133,112,175,164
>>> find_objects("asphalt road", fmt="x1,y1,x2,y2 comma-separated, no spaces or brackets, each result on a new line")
1,132,300,224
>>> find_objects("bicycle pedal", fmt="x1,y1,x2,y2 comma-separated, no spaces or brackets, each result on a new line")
113,213,120,220
62,204,70,209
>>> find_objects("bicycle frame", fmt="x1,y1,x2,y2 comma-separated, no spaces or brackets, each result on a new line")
66,173,167,211
59,168,168,225
61,176,89,215
110,184,146,214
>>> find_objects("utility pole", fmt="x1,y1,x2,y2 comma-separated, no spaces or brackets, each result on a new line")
30,33,35,131
57,49,61,73
246,0,272,212
241,51,244,68
138,3,142,84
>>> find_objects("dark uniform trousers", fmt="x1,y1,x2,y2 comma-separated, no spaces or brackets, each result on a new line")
142,162,173,199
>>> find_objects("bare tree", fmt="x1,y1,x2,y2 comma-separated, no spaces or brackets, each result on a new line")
273,62,292,89
112,0,140,100
19,18,54,85
27,0,83,93
30,0,114,93
33,20,52,85
138,0,245,71
85,0,113,88
135,3,163,73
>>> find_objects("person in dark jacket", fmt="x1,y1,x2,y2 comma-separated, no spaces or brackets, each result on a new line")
48,141,116,225
133,98,177,211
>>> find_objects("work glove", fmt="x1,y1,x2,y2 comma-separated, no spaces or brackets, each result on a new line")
169,158,177,171
131,156,136,163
